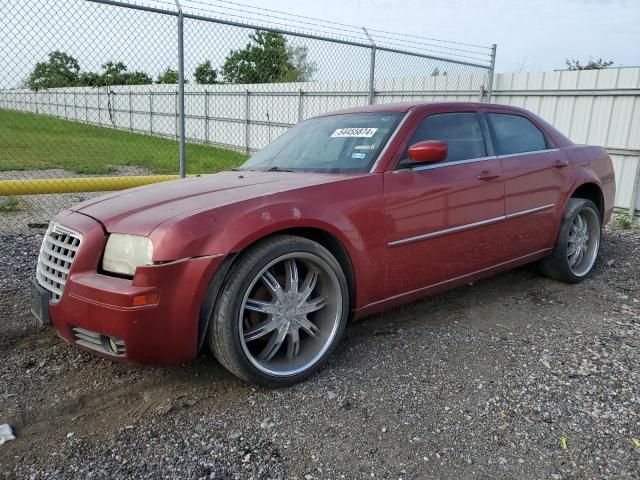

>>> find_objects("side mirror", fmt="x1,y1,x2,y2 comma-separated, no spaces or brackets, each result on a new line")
404,140,448,166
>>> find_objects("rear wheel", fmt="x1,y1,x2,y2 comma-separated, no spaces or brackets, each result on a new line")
539,198,601,283
207,235,349,386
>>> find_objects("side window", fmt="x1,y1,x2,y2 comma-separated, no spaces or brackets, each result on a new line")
488,113,547,155
404,112,487,164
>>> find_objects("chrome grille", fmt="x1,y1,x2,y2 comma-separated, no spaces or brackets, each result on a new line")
36,223,83,302
71,327,126,356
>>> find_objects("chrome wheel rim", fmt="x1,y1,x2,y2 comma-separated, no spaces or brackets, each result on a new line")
239,252,342,377
567,208,600,277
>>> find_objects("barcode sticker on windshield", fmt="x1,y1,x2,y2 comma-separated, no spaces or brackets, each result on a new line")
331,127,378,138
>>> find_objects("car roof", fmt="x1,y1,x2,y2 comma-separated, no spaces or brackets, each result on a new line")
312,101,574,150
316,101,531,116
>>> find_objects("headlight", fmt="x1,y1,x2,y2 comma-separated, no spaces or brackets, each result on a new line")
102,234,153,276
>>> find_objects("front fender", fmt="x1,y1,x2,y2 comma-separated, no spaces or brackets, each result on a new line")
150,174,387,309
215,203,365,255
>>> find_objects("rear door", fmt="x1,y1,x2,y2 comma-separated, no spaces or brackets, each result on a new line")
484,111,572,255
383,111,505,298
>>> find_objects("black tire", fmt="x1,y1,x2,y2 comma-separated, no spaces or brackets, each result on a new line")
207,235,349,387
539,198,601,283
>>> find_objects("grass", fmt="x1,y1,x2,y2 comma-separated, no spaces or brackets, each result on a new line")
616,213,634,230
0,196,23,212
0,109,248,175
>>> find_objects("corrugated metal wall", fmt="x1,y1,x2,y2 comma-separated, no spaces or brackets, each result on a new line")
492,67,640,214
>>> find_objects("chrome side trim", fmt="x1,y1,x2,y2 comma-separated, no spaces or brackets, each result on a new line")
369,112,411,173
394,148,561,174
497,148,559,159
395,155,499,174
387,203,555,247
505,203,555,219
388,215,505,246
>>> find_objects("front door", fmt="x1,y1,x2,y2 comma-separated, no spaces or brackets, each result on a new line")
384,111,505,299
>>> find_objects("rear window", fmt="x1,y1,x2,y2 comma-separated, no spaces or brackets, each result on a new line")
488,113,547,155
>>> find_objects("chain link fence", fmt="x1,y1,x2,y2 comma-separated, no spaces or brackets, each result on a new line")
0,0,496,233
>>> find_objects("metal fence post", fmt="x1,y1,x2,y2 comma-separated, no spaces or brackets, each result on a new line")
176,0,187,178
244,89,250,155
297,88,304,122
478,85,485,102
486,43,497,103
363,27,376,105
129,91,133,132
630,151,640,220
149,91,153,134
204,90,209,144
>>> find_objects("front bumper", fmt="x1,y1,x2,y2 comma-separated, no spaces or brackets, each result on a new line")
37,211,225,365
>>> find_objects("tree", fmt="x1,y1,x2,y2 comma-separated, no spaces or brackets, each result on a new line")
100,61,128,86
222,31,315,84
96,61,152,86
430,67,447,77
125,70,153,85
157,68,179,84
28,51,154,89
77,71,101,87
565,58,614,70
283,45,316,82
27,51,80,90
194,60,219,84
75,61,152,87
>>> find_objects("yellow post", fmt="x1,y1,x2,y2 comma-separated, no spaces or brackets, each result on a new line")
0,175,182,196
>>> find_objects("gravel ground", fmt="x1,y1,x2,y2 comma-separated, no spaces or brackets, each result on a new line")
0,223,638,479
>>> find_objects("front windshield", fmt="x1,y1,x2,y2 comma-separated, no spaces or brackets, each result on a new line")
239,112,404,173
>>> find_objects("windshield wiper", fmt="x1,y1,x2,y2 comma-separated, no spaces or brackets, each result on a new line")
266,166,293,172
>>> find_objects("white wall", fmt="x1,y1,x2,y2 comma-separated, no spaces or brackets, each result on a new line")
1,68,639,213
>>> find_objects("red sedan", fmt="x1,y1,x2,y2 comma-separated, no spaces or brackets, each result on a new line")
31,102,615,386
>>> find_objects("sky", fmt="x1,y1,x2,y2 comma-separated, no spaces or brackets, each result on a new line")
2,0,640,90
250,0,640,72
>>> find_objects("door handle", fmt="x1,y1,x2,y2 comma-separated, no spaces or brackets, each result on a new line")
477,170,501,180
552,159,570,168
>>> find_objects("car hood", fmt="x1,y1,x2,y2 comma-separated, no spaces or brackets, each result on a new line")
70,170,360,235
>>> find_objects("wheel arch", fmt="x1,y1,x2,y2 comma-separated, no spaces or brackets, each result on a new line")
197,226,357,351
570,182,604,221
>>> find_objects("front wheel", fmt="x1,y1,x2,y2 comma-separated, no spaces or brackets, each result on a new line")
207,235,349,387
539,198,601,283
